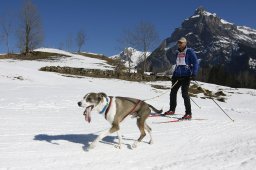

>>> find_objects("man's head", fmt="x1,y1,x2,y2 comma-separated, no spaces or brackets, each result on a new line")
177,37,187,50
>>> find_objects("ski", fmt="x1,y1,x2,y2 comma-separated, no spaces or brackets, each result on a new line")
149,113,177,118
149,113,207,123
152,118,207,124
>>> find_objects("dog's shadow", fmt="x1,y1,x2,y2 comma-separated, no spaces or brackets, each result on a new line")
33,133,132,151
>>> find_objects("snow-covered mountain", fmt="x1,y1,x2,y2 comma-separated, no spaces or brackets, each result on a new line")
1,48,256,169
144,7,256,88
111,47,151,68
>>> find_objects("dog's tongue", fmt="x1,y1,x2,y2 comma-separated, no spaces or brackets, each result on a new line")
84,107,92,123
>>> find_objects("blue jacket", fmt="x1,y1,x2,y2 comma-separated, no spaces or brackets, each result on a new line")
173,48,199,77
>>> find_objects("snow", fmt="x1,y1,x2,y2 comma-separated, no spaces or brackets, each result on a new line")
189,10,216,20
219,39,229,44
235,26,256,43
191,15,200,18
166,42,176,50
1,49,256,170
34,48,75,56
237,26,256,35
186,32,193,36
202,11,217,17
216,36,230,44
249,58,256,70
221,19,234,25
33,48,113,70
235,34,255,43
80,51,104,56
111,47,151,68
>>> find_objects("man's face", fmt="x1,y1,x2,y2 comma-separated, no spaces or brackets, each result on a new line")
177,41,186,50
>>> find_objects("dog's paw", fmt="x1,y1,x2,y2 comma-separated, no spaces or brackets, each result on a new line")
131,142,138,149
88,143,96,150
82,145,91,152
149,140,153,145
114,144,122,149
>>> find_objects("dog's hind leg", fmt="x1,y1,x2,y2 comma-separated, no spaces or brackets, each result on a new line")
132,117,147,149
145,122,153,144
89,124,119,150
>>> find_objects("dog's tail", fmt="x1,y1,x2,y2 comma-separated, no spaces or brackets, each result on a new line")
149,105,163,114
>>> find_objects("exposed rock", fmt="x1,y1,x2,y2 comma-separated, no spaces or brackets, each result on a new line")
142,7,256,88
39,66,171,82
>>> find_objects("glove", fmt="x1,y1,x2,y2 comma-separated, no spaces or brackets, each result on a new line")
190,75,196,81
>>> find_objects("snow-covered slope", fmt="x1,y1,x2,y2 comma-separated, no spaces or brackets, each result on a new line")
33,48,114,70
0,53,256,170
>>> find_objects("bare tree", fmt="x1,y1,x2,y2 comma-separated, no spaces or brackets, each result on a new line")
119,21,159,74
113,58,126,77
17,0,43,54
136,54,144,66
123,48,133,73
58,42,64,50
0,14,12,54
76,30,86,53
66,33,73,52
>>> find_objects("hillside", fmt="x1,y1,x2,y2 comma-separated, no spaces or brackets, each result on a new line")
0,48,256,170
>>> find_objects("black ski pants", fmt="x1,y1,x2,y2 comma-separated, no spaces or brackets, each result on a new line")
169,76,191,115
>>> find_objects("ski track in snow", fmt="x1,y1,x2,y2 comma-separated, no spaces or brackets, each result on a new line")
1,49,256,170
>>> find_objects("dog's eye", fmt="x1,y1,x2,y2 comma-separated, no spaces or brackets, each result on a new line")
87,97,92,101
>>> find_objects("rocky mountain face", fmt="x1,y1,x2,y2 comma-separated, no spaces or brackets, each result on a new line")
144,7,256,88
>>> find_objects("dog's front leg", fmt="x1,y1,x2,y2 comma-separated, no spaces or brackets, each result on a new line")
114,131,122,149
88,125,119,150
88,129,111,149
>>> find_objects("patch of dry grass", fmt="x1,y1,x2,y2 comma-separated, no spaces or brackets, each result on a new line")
0,51,69,60
78,52,117,66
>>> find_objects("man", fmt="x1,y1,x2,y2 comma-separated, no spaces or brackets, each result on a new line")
164,37,199,119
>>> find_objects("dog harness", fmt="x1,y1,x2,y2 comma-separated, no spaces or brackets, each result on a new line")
121,100,142,121
102,97,142,121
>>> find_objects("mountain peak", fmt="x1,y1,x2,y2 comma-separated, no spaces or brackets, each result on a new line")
194,6,206,14
143,7,256,87
193,7,216,17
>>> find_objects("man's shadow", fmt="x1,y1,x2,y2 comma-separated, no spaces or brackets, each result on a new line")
33,133,120,151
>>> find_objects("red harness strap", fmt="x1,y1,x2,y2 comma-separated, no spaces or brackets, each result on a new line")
105,98,142,121
121,100,142,121
105,97,113,120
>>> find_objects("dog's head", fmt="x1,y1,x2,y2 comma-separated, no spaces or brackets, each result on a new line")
77,92,107,123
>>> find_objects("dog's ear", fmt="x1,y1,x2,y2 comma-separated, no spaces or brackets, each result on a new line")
98,92,107,101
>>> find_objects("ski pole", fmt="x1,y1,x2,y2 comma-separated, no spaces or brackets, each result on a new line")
194,80,234,122
144,79,179,101
190,97,201,109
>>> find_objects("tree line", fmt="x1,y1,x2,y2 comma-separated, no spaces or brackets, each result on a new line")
197,65,256,89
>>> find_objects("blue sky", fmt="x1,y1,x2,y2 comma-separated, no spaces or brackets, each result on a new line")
0,0,255,56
